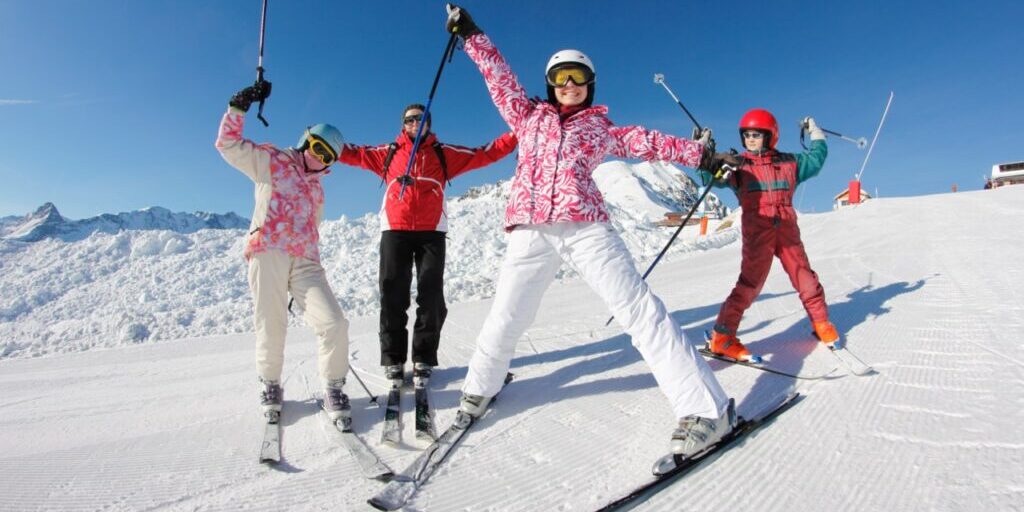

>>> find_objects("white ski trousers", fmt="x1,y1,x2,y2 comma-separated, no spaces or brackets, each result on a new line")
463,222,730,420
248,250,349,383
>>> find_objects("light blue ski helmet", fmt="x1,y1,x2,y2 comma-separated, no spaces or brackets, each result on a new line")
296,123,345,157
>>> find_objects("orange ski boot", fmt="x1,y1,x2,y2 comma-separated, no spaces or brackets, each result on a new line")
708,330,760,363
813,320,842,349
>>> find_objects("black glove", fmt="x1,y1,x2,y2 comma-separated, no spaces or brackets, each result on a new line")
698,149,743,179
445,3,482,37
229,80,272,112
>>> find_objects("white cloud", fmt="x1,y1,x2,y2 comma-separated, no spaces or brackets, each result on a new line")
0,99,38,106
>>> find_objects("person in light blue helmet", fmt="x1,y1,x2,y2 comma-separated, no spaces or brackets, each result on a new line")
216,81,353,430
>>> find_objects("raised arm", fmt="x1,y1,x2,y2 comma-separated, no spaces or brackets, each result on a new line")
447,6,534,134
215,82,274,182
215,107,272,183
338,143,393,179
795,117,828,183
607,125,705,169
443,131,518,179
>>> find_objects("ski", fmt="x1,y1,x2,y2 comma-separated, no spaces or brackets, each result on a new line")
698,348,840,381
810,330,876,377
380,385,402,446
415,383,437,441
319,401,394,481
367,373,514,511
829,346,876,377
699,331,836,380
259,410,281,464
597,392,802,511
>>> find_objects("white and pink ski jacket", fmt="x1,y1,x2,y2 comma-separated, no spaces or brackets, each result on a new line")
216,108,326,263
464,34,706,231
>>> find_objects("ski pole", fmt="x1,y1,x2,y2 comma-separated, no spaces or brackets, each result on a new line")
255,0,270,126
348,362,380,406
653,73,703,131
397,33,459,199
605,74,721,326
605,165,735,327
856,91,894,182
800,125,867,150
822,128,868,149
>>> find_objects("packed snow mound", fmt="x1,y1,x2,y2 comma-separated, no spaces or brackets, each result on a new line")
1,203,249,242
0,160,737,359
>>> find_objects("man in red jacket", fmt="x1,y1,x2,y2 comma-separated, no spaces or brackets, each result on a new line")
339,104,516,388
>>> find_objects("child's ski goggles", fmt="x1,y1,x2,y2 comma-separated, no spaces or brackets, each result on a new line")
546,66,594,87
306,135,338,165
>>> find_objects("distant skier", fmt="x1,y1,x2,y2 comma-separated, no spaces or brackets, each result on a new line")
338,105,516,390
215,81,352,425
445,4,743,457
700,109,839,362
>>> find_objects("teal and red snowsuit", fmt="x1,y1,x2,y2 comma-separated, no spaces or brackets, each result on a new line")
704,139,830,336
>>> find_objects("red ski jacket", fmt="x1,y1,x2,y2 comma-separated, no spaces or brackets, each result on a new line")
340,131,517,231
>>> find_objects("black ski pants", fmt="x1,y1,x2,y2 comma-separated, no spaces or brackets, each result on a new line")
378,230,448,367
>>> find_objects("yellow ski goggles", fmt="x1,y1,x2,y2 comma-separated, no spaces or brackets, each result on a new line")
546,65,594,87
307,135,337,165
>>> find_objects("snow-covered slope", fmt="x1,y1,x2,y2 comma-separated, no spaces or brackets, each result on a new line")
0,160,733,359
2,186,1021,511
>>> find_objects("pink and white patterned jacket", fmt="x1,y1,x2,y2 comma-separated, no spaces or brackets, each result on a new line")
464,34,706,231
215,108,327,263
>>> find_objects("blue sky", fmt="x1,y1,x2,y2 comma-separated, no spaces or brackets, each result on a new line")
1,1,1021,220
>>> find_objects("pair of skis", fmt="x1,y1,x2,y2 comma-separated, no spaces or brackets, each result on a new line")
369,374,799,511
700,331,876,379
368,373,514,511
258,400,394,481
381,372,437,446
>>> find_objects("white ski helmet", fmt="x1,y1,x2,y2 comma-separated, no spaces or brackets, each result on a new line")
545,49,596,107
545,49,596,76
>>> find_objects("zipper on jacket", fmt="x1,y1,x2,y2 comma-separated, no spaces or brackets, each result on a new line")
549,118,566,222
527,121,543,216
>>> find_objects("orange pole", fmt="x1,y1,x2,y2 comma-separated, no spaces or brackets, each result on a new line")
699,216,709,236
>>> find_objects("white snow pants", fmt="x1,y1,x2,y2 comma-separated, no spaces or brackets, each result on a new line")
463,222,730,420
248,250,349,383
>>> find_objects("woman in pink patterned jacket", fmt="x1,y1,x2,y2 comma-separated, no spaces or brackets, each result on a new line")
215,81,353,431
445,5,736,458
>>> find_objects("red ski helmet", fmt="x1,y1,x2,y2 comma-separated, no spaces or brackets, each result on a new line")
738,108,779,149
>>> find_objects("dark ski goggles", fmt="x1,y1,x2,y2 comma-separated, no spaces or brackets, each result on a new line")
546,65,594,87
742,131,765,140
403,114,423,125
307,135,337,165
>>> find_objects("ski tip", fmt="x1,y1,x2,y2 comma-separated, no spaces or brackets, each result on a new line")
366,498,392,512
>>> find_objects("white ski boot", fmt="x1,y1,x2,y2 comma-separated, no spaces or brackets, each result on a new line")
324,378,352,429
670,399,736,458
259,378,282,414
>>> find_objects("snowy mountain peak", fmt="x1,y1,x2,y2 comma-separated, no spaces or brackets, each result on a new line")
32,202,63,219
1,203,250,243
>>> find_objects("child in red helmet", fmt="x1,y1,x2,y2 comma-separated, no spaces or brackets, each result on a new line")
701,109,839,362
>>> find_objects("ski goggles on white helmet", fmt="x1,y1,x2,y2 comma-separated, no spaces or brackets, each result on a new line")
546,65,595,87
